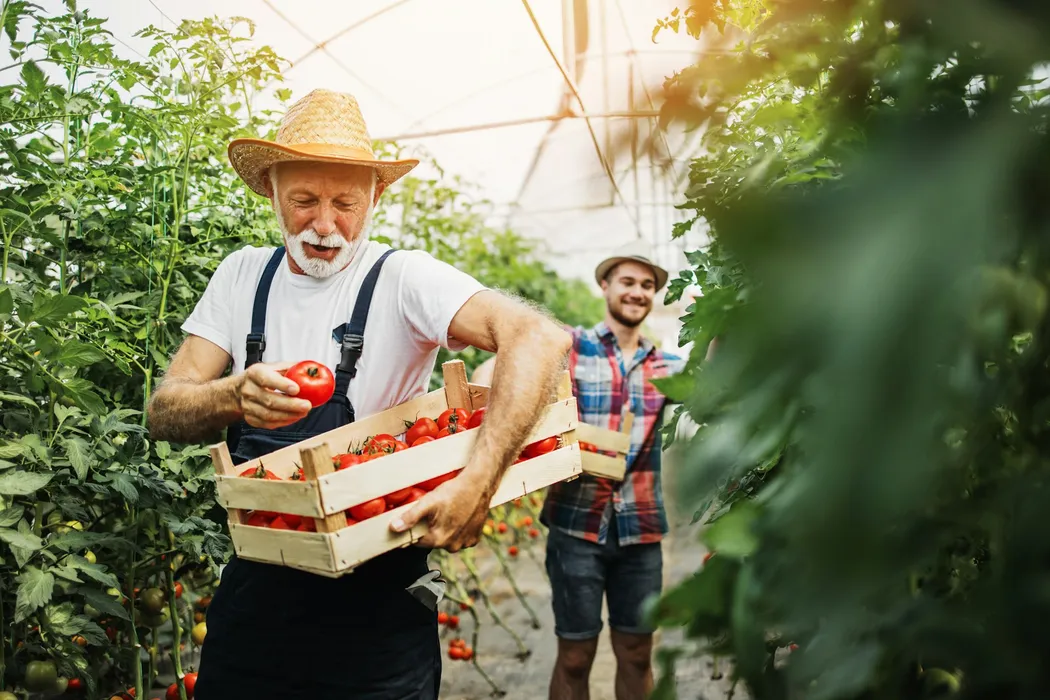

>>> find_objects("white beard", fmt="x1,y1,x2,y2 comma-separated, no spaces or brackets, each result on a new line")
275,201,373,279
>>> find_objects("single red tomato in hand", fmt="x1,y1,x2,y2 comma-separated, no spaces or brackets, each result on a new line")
350,497,386,521
405,417,439,445
285,360,335,408
466,407,486,429
437,408,469,431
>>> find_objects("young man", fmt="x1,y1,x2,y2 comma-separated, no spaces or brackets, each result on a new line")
473,241,685,700
147,88,571,700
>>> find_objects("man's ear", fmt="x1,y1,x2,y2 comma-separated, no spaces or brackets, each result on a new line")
373,180,386,206
263,167,276,203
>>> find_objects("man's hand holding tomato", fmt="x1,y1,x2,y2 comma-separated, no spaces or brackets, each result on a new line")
236,361,316,430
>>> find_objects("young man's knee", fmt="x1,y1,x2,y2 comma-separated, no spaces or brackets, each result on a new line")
557,639,599,678
611,632,653,670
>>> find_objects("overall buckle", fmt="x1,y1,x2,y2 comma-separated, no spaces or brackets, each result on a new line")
245,333,266,366
338,333,365,377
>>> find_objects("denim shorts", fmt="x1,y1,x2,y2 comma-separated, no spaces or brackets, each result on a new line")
545,519,663,640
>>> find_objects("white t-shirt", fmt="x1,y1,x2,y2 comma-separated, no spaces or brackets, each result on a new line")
181,240,487,417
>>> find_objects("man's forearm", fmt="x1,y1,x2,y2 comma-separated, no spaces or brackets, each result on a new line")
464,320,571,496
147,375,243,444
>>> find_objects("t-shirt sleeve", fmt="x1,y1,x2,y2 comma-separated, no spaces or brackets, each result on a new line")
397,251,487,351
180,251,242,355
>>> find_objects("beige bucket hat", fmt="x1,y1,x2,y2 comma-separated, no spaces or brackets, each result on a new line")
228,89,419,197
594,240,669,291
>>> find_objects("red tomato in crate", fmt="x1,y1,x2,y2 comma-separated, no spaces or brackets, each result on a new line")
402,487,427,505
280,513,302,529
363,434,398,455
285,360,335,408
268,516,292,530
524,437,559,459
411,435,436,447
417,469,461,492
385,486,416,506
466,407,486,429
297,519,316,532
238,464,279,480
405,417,439,445
350,497,386,521
334,453,362,470
246,511,272,528
437,408,469,431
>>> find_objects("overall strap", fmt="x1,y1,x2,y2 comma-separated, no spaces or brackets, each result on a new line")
245,246,286,368
337,249,397,380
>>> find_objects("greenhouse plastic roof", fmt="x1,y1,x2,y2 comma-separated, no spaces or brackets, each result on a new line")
59,0,715,350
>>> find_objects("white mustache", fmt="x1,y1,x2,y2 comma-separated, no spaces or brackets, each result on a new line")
295,229,347,248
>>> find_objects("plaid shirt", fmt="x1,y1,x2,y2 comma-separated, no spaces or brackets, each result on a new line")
541,322,685,546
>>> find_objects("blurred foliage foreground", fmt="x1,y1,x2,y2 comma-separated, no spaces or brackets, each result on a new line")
647,1,1050,699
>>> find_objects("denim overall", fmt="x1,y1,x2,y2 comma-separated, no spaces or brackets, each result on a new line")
195,247,440,700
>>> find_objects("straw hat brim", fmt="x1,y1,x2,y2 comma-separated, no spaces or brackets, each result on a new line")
228,138,419,197
595,255,669,292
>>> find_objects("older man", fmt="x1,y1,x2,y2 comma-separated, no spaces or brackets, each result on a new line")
147,89,570,700
474,241,685,700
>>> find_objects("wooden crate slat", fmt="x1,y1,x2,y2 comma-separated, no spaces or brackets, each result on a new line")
208,387,449,479
214,477,323,517
576,422,631,454
329,444,582,572
581,452,628,481
317,398,579,514
210,443,245,525
229,524,337,570
468,383,490,408
442,360,473,410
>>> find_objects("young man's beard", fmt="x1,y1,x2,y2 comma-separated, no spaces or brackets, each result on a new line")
609,299,650,328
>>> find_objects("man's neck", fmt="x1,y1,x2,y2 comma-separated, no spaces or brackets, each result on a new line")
604,313,644,359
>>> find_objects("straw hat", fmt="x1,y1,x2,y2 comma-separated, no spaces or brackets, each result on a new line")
594,240,669,292
228,89,418,197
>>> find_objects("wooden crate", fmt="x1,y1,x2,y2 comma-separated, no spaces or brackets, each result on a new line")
575,413,633,481
209,360,582,578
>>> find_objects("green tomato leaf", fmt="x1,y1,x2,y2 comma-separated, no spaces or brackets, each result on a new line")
0,505,24,527
0,391,38,410
10,518,35,568
20,59,47,96
78,586,129,621
0,443,26,459
15,567,55,622
56,340,106,367
67,555,120,589
28,293,86,326
0,470,53,496
0,526,43,551
702,501,760,558
62,437,92,481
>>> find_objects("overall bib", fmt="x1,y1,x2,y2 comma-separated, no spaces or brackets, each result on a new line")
195,247,440,700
